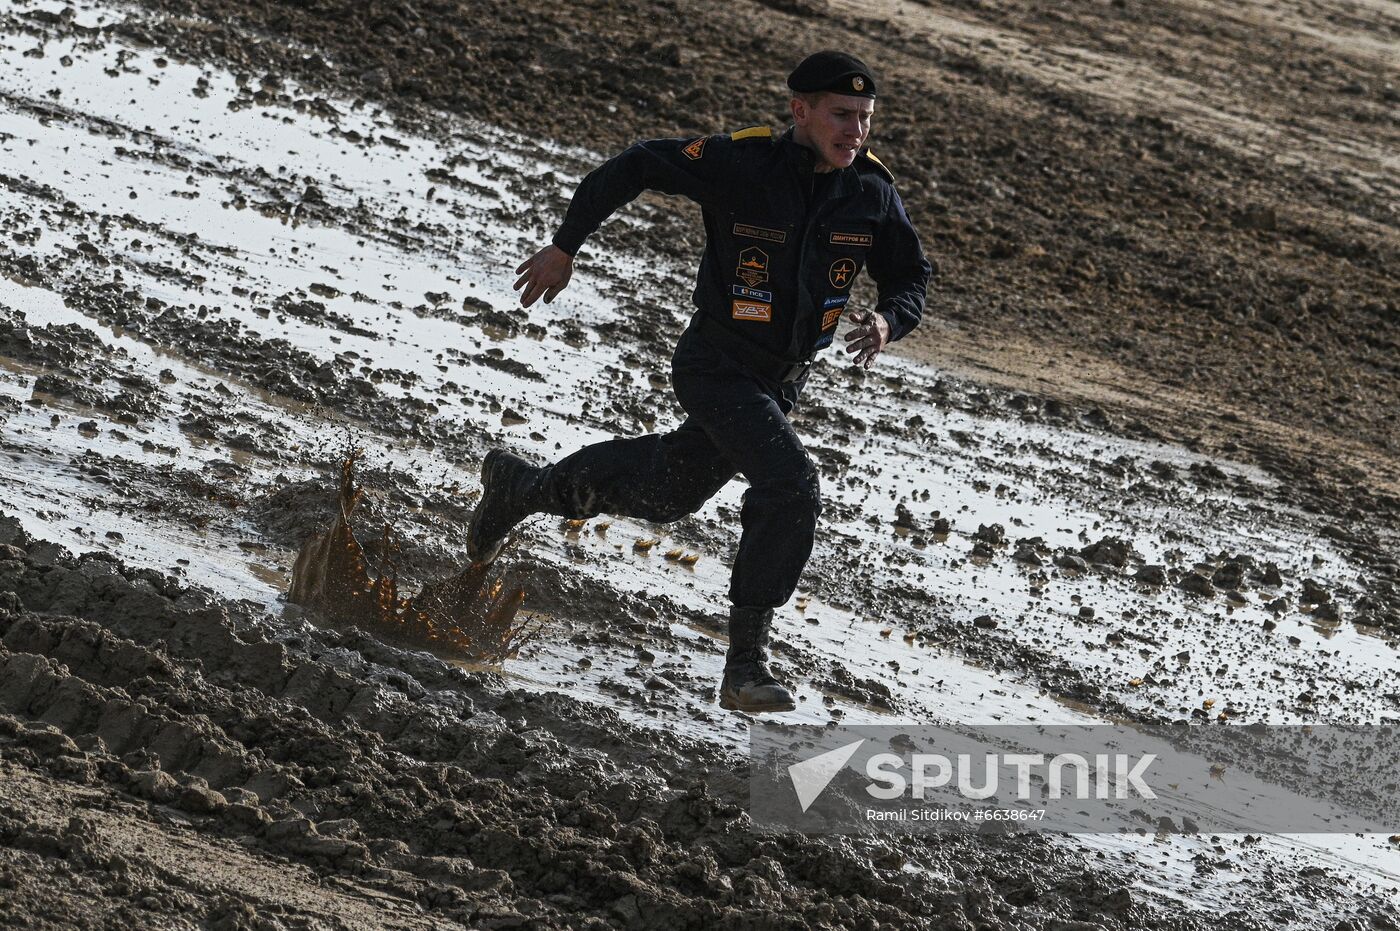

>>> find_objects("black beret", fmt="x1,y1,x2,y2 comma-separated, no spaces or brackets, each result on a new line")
787,50,877,99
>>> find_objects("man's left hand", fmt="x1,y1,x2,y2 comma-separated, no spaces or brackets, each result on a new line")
843,310,890,369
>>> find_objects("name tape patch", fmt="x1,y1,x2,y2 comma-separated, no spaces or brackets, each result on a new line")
830,231,873,247
732,285,773,303
734,223,787,244
732,299,772,322
821,307,844,330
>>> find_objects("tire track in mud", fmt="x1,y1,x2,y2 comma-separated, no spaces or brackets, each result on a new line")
1,525,1225,931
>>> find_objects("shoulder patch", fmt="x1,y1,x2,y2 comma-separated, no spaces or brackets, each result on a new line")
682,136,707,160
730,126,773,142
858,148,895,183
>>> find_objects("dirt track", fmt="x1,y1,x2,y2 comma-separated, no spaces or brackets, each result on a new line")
1,0,1399,928
114,0,1400,491
105,0,1400,603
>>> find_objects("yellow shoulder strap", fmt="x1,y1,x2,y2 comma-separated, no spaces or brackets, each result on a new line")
860,149,895,183
730,126,773,142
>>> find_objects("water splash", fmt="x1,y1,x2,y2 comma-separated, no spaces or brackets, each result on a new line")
288,454,536,659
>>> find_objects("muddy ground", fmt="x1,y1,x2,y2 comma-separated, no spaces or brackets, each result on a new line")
112,0,1400,494
1,0,1399,928
96,0,1400,630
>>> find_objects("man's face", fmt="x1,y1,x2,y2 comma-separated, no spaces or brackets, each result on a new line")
792,92,875,171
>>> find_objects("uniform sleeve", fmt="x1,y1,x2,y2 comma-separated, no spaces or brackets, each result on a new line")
866,186,933,343
551,136,734,257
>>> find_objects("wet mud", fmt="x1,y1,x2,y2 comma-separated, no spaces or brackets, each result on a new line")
97,0,1400,498
1,0,1398,928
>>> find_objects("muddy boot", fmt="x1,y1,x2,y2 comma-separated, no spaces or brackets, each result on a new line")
719,606,796,713
466,449,542,564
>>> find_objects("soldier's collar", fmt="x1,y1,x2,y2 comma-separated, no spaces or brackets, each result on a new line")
778,127,814,167
780,128,864,199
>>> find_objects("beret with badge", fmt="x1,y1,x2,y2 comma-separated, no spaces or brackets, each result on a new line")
786,50,877,99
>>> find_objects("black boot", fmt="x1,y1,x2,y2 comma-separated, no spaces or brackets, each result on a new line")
719,606,796,713
466,450,542,564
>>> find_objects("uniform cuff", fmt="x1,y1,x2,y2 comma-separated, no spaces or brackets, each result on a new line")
551,228,586,258
878,308,903,343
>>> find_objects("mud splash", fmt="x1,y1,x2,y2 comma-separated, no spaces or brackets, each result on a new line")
289,454,534,659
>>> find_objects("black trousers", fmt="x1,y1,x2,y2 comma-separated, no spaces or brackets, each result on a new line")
533,324,821,609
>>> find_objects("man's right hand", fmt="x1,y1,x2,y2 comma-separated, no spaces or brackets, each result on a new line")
513,244,574,308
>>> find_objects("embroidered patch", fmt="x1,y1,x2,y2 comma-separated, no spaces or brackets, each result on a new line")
732,285,773,303
733,223,787,244
829,231,873,248
822,307,844,330
823,295,849,309
736,247,769,288
829,258,856,289
682,137,707,160
732,299,772,322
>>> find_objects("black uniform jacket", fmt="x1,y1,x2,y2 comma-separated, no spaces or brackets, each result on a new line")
553,126,933,368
